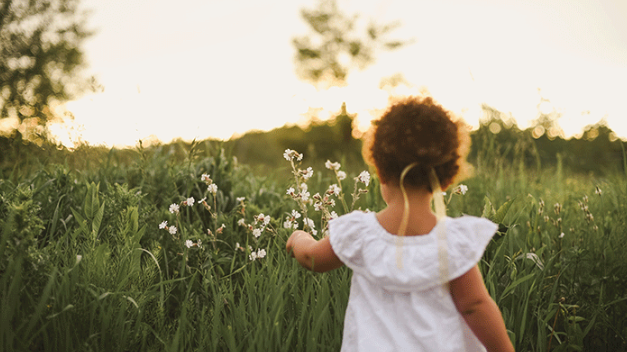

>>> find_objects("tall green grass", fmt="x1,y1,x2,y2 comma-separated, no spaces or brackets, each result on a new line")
1,142,625,351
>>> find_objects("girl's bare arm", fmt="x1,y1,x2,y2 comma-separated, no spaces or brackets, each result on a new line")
449,265,515,352
286,231,344,272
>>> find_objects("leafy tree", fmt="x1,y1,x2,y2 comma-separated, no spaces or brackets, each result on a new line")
292,0,409,88
0,0,93,140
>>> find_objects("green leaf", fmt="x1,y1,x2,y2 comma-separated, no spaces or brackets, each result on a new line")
482,196,494,218
84,183,94,219
500,272,536,300
70,208,88,238
493,197,516,224
91,201,105,239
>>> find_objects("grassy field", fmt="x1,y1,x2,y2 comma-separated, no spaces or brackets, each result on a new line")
1,140,626,351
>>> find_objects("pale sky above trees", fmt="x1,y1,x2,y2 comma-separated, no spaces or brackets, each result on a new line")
47,0,627,148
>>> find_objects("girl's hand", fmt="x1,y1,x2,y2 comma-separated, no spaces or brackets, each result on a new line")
285,230,343,272
286,230,312,257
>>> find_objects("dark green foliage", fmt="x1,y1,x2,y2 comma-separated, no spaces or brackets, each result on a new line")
292,0,408,87
0,0,94,140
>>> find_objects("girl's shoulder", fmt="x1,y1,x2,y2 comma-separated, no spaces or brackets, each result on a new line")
329,211,497,244
328,211,499,292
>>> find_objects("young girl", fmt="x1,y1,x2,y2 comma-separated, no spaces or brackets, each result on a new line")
286,96,515,352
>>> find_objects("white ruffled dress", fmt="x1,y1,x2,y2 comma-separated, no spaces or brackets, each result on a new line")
328,211,497,352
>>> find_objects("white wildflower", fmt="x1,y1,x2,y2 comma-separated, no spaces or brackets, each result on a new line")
201,174,211,182
454,184,468,195
328,184,341,197
253,228,262,238
159,221,168,229
304,218,315,230
357,171,370,186
337,171,346,180
257,248,266,259
284,220,294,229
299,183,308,191
325,160,341,171
168,226,178,235
236,196,245,202
238,218,247,227
207,184,218,194
249,252,257,261
197,239,202,248
300,190,310,201
303,167,314,180
169,203,180,214
291,210,301,219
185,197,195,206
283,149,294,161
286,187,295,196
330,211,338,219
559,232,565,239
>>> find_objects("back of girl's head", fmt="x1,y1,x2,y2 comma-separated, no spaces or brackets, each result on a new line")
362,96,471,191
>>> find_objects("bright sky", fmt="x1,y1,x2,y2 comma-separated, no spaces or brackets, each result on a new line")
51,0,627,148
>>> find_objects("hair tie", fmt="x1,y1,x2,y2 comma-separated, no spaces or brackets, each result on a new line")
396,162,418,269
429,168,450,294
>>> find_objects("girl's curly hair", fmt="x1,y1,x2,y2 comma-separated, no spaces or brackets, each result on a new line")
362,96,471,191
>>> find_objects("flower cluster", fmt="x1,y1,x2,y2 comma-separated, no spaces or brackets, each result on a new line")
159,220,177,235
287,184,311,203
283,210,301,229
202,173,218,195
284,152,373,237
326,160,346,180
554,202,562,215
283,149,303,162
156,171,274,268
249,247,267,261
252,213,272,238
578,195,595,224
185,239,202,248
349,170,370,209
158,173,227,250
303,218,317,236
